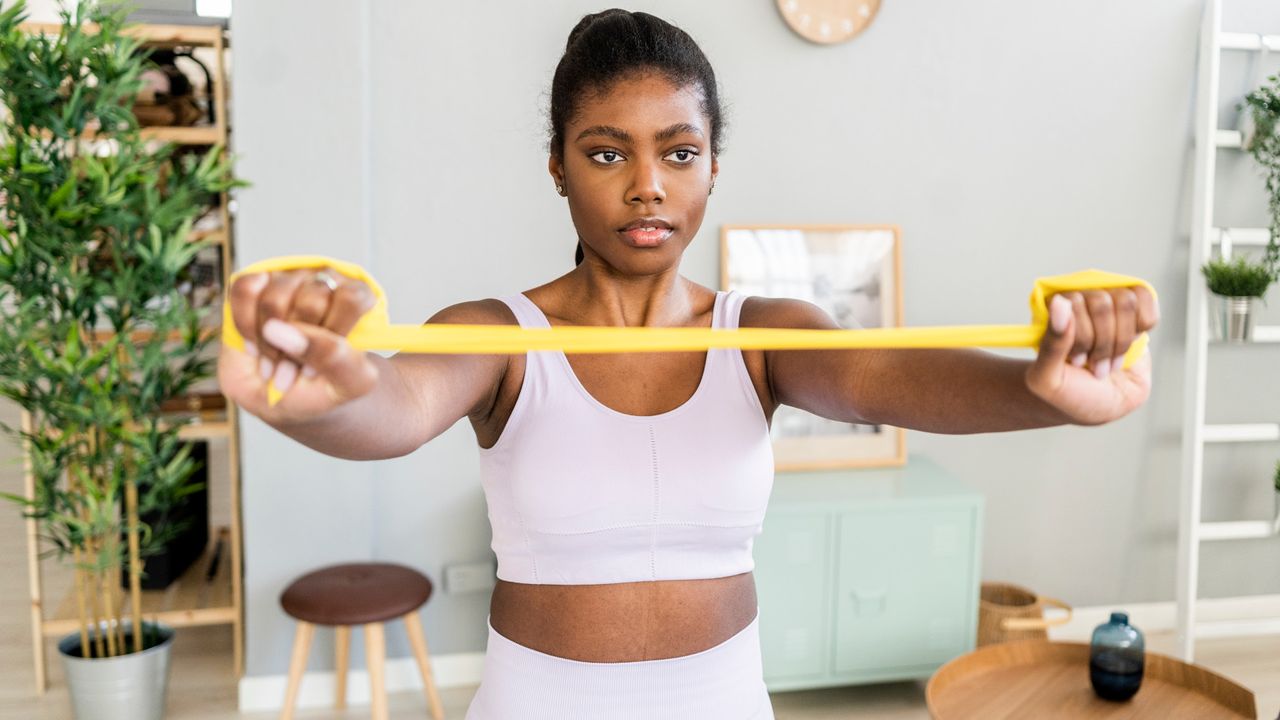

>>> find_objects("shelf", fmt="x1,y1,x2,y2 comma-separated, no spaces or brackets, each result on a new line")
1254,326,1280,343
1202,423,1280,443
42,526,235,638
92,323,220,344
1215,130,1243,149
140,126,223,145
142,407,230,441
1212,227,1272,246
1199,519,1278,542
189,229,229,245
18,21,225,48
1210,326,1280,345
176,418,231,441
36,125,223,146
1220,32,1280,52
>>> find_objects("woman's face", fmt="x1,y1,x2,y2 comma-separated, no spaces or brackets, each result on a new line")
550,71,718,276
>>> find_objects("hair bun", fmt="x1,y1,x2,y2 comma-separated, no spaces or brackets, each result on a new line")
566,8,629,50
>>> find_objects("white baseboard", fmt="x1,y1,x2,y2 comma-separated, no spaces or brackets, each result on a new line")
238,594,1280,712
1048,594,1280,642
237,651,485,712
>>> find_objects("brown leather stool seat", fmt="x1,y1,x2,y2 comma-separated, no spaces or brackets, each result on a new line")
277,562,445,720
281,562,433,626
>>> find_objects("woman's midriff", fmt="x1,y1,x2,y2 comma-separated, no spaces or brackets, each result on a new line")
487,570,758,663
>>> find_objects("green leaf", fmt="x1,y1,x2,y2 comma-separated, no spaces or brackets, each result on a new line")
45,176,74,209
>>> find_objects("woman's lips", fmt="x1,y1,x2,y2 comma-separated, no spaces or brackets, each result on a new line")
619,227,674,247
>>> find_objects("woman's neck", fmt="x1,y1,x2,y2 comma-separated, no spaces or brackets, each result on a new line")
553,260,698,328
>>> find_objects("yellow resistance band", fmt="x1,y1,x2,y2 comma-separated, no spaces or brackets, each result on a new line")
221,255,1156,407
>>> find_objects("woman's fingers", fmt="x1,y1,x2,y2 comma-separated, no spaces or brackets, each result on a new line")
281,273,337,382
254,270,310,377
1067,292,1092,368
1028,294,1076,394
321,278,377,337
1082,290,1116,378
224,265,376,401
1055,286,1156,380
1134,285,1160,333
1111,288,1138,370
229,272,269,357
260,320,379,401
288,274,336,327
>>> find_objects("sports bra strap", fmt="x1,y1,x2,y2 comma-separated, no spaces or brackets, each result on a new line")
497,293,552,329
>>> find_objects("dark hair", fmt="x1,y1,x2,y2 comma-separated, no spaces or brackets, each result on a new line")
550,10,726,266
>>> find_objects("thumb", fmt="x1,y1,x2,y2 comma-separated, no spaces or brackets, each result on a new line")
1027,294,1075,393
261,319,379,404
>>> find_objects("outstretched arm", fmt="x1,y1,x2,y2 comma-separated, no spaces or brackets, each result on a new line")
218,269,510,460
749,288,1159,433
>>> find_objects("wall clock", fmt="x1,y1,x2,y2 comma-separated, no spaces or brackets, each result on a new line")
776,0,881,45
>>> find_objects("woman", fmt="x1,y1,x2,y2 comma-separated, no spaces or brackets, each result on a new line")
219,10,1157,719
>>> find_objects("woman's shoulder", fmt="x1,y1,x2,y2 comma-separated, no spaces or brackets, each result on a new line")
737,293,839,331
423,297,519,326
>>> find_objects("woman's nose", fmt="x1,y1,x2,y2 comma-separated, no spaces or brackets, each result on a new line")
626,159,665,205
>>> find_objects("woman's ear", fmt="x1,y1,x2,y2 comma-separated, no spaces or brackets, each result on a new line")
709,155,719,195
548,154,566,196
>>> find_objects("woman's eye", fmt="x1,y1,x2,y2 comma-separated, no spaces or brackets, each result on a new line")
590,150,624,164
667,149,697,164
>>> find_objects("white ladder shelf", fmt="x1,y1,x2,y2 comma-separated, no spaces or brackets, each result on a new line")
1176,0,1280,662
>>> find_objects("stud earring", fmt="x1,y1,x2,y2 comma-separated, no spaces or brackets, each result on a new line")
708,181,715,196
556,182,566,196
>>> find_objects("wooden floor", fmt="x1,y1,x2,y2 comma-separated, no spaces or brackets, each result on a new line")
1,395,1276,719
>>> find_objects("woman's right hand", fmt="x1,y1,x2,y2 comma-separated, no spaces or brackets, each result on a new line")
217,267,381,424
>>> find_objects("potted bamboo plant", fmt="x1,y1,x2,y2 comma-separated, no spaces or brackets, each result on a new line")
0,1,241,717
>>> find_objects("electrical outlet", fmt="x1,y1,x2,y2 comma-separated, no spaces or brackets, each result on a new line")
443,560,497,594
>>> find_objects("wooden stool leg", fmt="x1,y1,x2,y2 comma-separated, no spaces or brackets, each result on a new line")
403,611,446,720
334,625,350,709
365,622,388,720
280,621,314,720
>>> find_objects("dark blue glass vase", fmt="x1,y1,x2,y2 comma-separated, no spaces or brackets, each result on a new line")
1089,612,1144,701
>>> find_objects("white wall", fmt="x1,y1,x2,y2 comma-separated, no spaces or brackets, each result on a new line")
20,0,64,22
230,0,1280,677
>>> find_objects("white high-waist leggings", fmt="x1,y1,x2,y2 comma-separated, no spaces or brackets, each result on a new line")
464,606,775,720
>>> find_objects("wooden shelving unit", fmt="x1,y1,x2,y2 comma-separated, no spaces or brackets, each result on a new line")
15,20,244,692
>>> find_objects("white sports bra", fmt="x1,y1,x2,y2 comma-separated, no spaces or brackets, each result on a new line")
477,290,775,585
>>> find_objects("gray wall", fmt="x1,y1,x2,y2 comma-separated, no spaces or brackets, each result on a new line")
230,1,1280,676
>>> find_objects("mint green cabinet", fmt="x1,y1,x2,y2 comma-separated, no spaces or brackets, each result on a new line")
753,455,983,692
753,512,831,682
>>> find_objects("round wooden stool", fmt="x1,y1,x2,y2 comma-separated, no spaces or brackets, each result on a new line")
279,562,445,720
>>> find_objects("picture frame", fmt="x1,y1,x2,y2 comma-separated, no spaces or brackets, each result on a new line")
720,224,906,471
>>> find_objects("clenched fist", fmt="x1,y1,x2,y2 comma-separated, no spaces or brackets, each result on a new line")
217,267,380,423
1026,287,1159,426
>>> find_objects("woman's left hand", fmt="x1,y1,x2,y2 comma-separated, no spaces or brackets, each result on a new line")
1025,287,1159,426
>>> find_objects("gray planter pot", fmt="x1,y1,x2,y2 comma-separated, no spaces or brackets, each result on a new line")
1209,294,1256,342
58,621,175,720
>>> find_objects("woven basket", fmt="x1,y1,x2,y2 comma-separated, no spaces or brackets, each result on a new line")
977,581,1072,646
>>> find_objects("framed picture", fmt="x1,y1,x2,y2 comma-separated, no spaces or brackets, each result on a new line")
720,224,906,471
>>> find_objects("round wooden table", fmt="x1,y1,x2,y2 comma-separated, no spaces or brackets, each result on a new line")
926,640,1256,719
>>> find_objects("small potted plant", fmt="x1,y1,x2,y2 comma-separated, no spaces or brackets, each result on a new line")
0,2,241,718
1200,256,1272,342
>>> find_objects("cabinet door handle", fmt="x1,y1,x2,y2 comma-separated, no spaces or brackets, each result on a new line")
851,589,887,616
